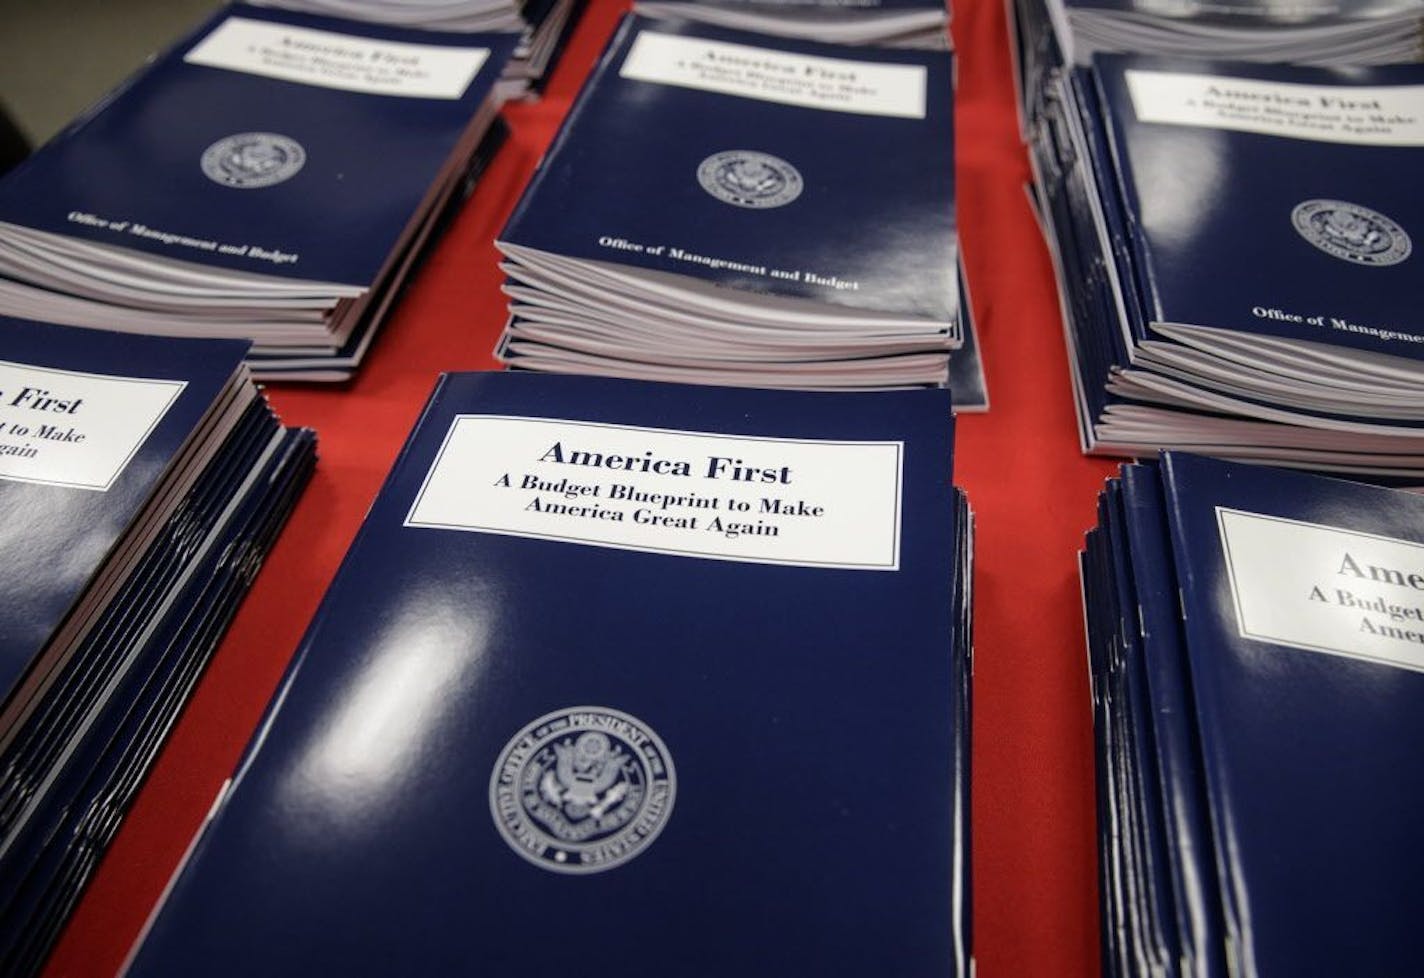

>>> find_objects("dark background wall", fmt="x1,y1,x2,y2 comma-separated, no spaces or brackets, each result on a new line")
0,0,215,149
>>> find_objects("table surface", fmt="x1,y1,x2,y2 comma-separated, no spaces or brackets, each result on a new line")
41,1,1115,975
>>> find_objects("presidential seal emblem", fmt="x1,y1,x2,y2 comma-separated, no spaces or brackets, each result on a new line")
489,706,675,875
697,151,803,209
1291,199,1411,267
200,132,306,189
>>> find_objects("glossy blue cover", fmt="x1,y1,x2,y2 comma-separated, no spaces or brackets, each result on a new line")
0,422,316,978
0,316,247,712
0,5,514,287
501,15,957,321
125,371,965,978
1160,451,1424,976
1093,56,1424,360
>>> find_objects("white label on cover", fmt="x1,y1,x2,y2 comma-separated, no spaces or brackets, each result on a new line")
1218,508,1424,673
405,416,904,570
184,17,489,99
618,30,926,119
1125,70,1424,146
0,361,185,492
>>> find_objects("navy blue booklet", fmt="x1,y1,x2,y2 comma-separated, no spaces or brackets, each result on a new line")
1029,52,1424,474
1083,450,1424,977
0,4,512,286
1095,55,1424,364
0,422,316,978
502,15,955,324
0,316,248,733
1011,0,1424,153
496,15,959,391
1158,451,1424,977
125,371,971,978
0,315,316,978
0,4,515,378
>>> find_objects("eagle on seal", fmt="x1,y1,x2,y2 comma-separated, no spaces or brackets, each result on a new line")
540,732,627,819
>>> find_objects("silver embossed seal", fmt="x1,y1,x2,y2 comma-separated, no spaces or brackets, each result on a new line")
697,150,804,209
1291,199,1411,267
489,706,676,874
200,132,306,189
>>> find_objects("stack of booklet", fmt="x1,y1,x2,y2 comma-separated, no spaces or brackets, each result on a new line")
1012,0,1424,127
632,0,952,48
120,371,974,977
1029,54,1424,476
1082,451,1424,978
0,317,314,978
495,16,985,406
247,0,587,93
0,5,516,381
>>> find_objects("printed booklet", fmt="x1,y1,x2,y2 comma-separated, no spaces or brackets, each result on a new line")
496,16,966,393
1029,55,1424,475
1083,452,1424,977
0,5,515,379
124,371,974,978
0,316,313,977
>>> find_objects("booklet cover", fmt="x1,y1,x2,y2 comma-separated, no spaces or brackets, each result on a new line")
0,4,515,288
1093,55,1424,361
0,421,316,978
125,372,968,978
1031,47,1424,455
0,316,247,715
1160,451,1424,976
500,15,957,323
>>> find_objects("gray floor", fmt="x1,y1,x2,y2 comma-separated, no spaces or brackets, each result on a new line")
0,0,218,146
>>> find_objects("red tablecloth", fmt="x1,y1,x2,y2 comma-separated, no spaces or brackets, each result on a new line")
43,1,1115,974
